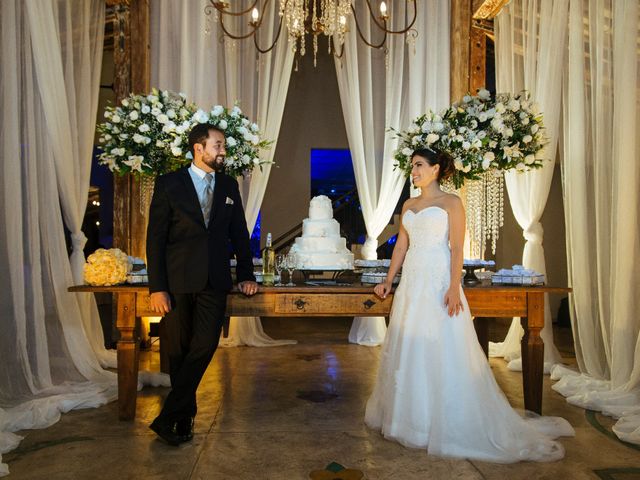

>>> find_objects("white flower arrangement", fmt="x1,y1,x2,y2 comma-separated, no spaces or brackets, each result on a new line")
97,89,271,178
83,248,131,286
185,104,272,178
393,89,548,188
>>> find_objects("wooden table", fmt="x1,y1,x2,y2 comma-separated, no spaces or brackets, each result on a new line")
69,283,569,420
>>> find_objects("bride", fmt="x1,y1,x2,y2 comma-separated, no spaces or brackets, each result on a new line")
365,148,574,463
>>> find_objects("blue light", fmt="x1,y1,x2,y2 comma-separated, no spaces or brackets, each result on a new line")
388,234,398,245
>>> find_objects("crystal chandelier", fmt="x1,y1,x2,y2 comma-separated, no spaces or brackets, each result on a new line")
205,0,417,63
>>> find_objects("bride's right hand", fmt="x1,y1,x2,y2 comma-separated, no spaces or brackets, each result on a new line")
374,281,392,299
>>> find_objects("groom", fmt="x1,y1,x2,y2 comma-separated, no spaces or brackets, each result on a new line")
146,123,258,445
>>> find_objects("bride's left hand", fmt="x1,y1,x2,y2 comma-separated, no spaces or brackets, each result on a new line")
444,287,464,317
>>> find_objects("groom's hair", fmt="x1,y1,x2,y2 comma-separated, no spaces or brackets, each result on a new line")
188,123,225,157
412,148,454,182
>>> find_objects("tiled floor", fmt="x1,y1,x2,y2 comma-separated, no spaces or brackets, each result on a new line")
4,318,640,479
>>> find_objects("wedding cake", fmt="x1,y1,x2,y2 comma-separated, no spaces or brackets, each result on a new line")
290,195,354,270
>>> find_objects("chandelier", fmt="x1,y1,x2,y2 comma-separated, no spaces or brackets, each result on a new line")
205,0,417,63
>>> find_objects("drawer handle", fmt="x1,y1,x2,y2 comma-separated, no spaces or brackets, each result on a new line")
363,299,376,309
294,298,307,310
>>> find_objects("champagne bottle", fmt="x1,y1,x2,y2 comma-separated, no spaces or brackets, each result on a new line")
262,232,275,286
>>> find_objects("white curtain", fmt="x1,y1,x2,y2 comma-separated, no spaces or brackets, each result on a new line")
151,0,296,347
0,0,118,476
335,0,450,346
490,0,567,372
551,0,640,445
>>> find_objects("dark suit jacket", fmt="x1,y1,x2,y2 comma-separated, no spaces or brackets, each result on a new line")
146,166,255,294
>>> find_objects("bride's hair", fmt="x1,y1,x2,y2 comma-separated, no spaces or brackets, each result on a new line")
412,148,454,182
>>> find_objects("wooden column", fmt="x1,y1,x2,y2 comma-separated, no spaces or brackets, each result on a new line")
450,0,473,102
521,292,545,414
116,292,139,420
112,0,151,258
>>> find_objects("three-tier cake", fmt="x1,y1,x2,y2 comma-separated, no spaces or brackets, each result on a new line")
290,195,354,270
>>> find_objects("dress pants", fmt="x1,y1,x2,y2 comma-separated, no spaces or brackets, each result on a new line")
156,285,227,423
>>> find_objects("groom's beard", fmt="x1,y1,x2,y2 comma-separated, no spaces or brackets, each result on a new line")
203,154,225,172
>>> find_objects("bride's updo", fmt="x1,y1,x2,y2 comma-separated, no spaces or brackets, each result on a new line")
412,148,455,183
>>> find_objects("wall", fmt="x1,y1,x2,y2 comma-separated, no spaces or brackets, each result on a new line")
260,50,349,247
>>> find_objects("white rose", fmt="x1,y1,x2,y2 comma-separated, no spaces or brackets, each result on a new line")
495,103,506,114
454,159,464,170
111,114,121,123
525,154,536,164
253,157,260,165
401,147,413,156
138,124,150,133
179,92,187,99
242,155,251,165
151,107,161,117
477,131,487,139
241,118,250,126
172,136,182,146
104,134,112,140
472,139,482,149
251,123,259,132
112,126,120,134
426,133,439,144
421,123,431,133
238,126,249,135
433,122,444,132
180,108,190,117
119,134,128,140
522,135,533,143
129,111,139,121
459,126,467,133
218,119,227,130
175,125,186,134
171,146,182,156
508,99,520,112
462,163,472,173
411,136,422,146
489,140,498,148
141,104,151,114
156,140,164,147
478,113,488,122
193,109,209,124
226,136,237,147
147,94,158,103
157,114,169,124
482,158,491,170
478,88,491,100
462,141,471,151
231,106,242,117
504,128,513,138
162,123,176,134
521,117,530,125
133,133,145,143
516,162,527,171
250,134,260,145
166,109,176,119
483,151,495,162
463,95,472,103
531,124,539,134
211,105,224,116
455,134,464,142
121,99,130,107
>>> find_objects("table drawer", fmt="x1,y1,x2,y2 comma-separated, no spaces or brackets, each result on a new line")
465,290,528,317
275,293,392,316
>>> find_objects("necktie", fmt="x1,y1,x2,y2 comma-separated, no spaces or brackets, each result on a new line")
202,173,214,227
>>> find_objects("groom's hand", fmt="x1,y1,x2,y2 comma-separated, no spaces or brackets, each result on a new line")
149,291,172,314
238,281,259,296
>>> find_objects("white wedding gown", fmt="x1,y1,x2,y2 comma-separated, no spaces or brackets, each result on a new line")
365,207,574,463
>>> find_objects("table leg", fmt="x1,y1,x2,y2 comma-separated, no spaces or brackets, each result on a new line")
116,292,139,421
473,317,489,358
521,292,544,414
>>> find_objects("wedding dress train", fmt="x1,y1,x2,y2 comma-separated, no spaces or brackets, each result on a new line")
365,206,574,463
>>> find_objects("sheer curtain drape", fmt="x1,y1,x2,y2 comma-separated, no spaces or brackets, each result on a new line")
490,0,567,372
551,0,640,445
334,0,450,346
0,0,117,475
151,0,296,347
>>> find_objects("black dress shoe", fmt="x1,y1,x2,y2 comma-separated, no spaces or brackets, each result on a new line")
149,419,189,446
176,417,194,441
